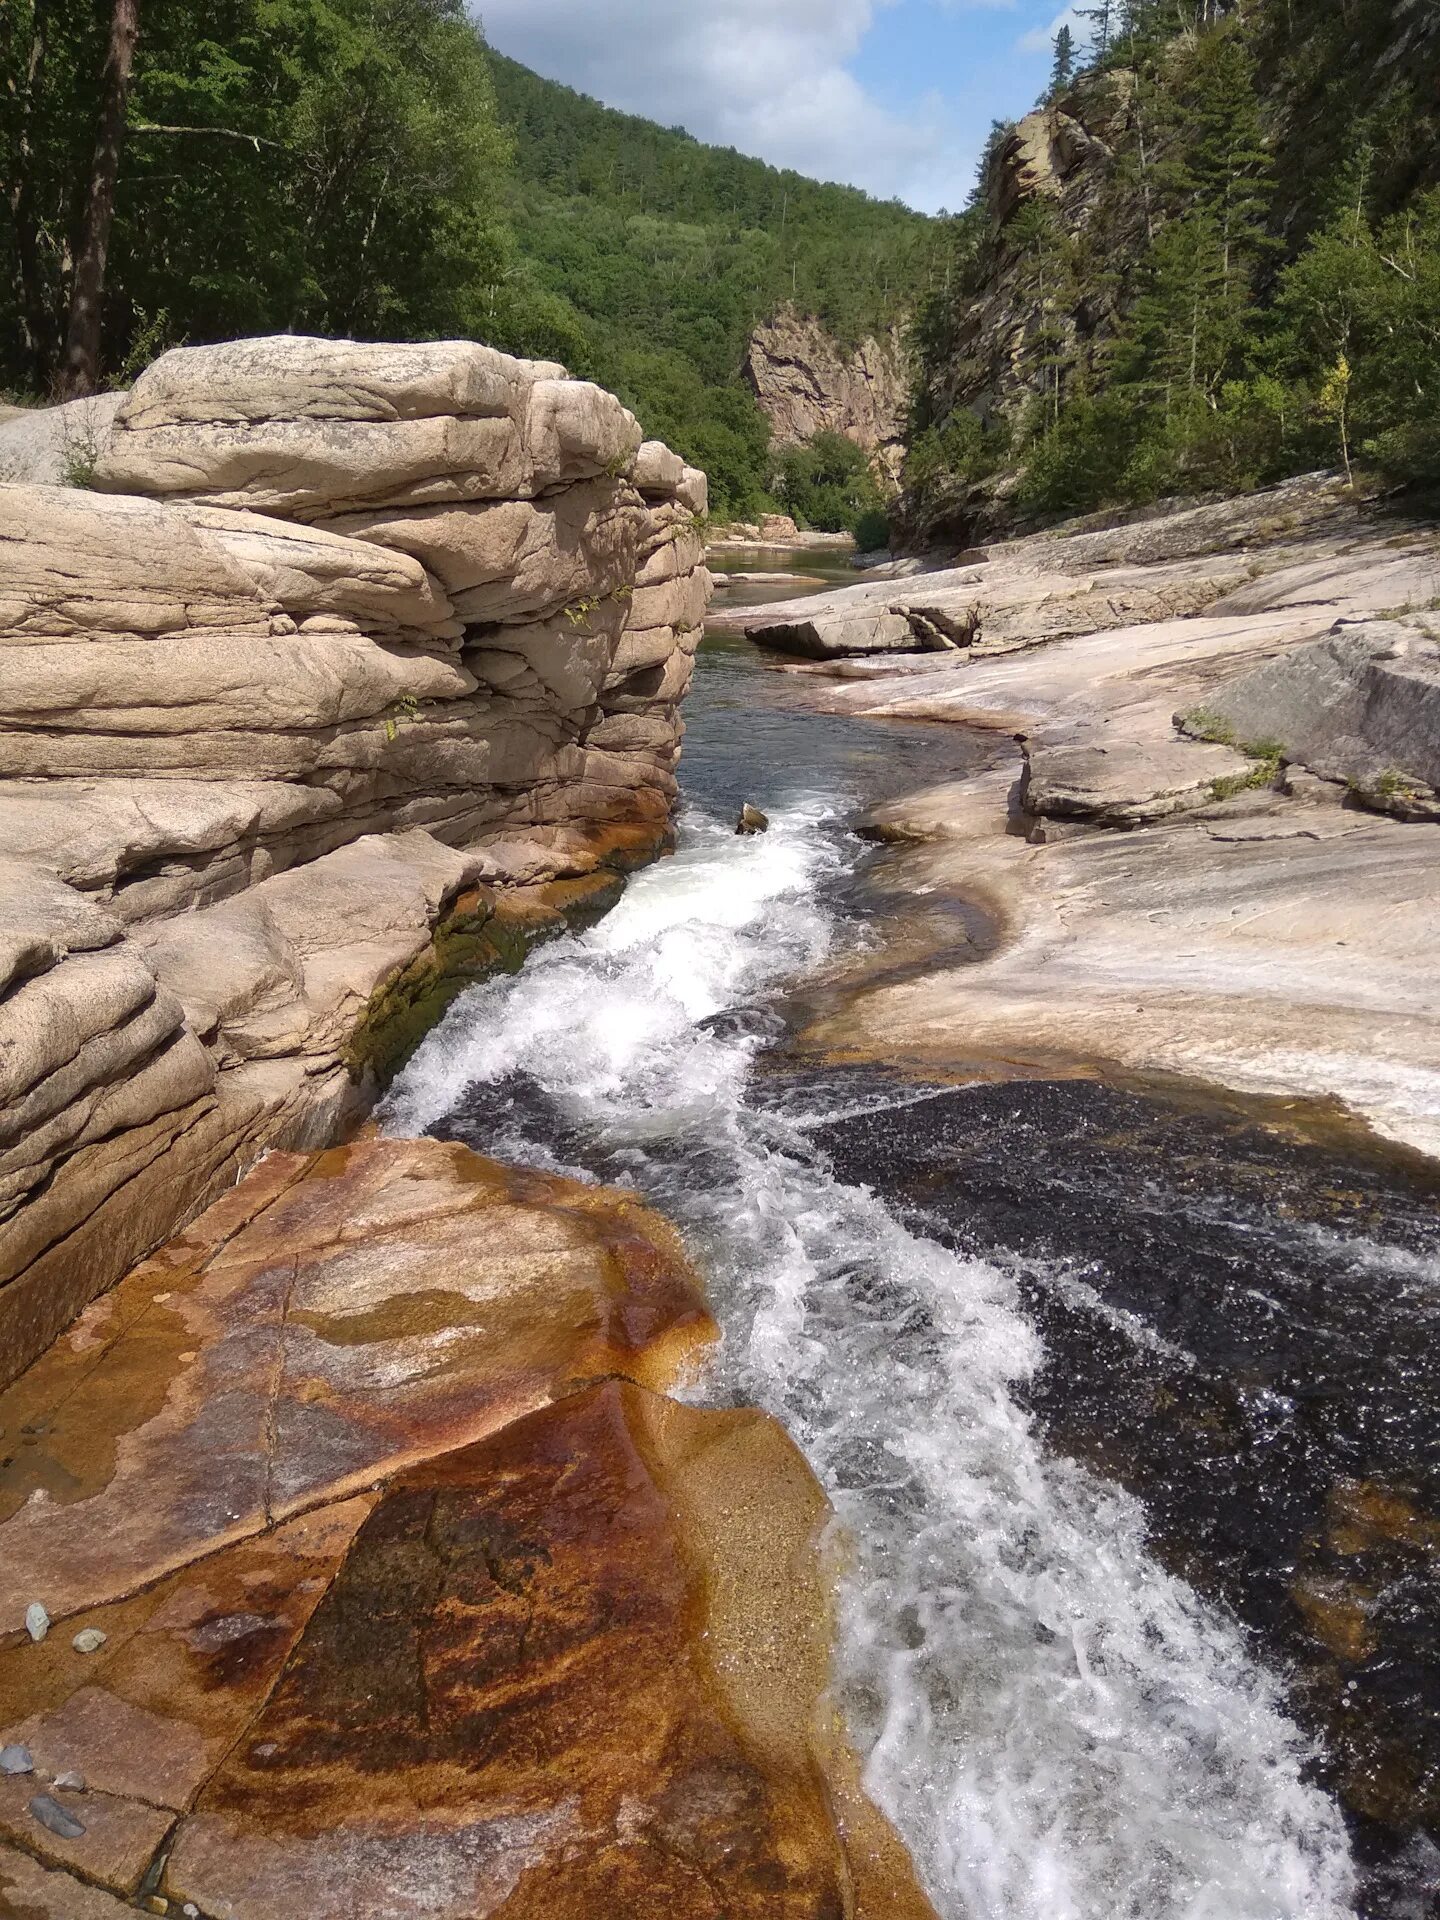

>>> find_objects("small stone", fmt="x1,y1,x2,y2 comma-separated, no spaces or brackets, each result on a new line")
29,1793,85,1840
72,1627,108,1654
184,1906,200,1918
0,1744,33,1775
144,1899,169,1915
736,802,769,836
24,1601,49,1642
52,1770,86,1791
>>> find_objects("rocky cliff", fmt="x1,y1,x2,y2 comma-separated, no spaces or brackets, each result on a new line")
0,336,710,1386
745,308,910,485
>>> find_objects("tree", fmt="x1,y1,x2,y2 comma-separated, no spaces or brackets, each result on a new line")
60,0,140,397
1078,0,1114,59
1050,25,1076,97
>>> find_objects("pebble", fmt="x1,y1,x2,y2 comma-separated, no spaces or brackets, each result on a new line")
29,1792,85,1839
0,1744,33,1775
72,1627,107,1654
52,1770,86,1791
24,1601,49,1642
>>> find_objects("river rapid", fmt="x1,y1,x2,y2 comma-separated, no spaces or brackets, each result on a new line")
383,564,1440,1920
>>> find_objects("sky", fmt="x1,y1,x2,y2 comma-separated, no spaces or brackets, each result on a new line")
473,0,1089,216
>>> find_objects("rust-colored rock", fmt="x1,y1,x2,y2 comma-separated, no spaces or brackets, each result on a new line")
162,1380,938,1920
0,1139,713,1635
0,1841,140,1916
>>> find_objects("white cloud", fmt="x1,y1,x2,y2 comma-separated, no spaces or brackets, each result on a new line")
473,0,982,212
1018,5,1085,53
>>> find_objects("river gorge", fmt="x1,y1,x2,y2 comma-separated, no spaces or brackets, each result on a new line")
1,346,1438,1920
374,567,1439,1920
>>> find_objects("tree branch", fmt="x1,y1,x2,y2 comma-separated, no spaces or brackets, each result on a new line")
129,120,282,150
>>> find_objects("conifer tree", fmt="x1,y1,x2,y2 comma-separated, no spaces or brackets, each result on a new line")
1078,0,1113,60
1050,26,1076,98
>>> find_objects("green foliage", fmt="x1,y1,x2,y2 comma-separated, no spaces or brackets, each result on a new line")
484,52,935,516
911,0,1440,524
0,12,927,521
2,0,519,393
852,506,892,552
773,432,882,534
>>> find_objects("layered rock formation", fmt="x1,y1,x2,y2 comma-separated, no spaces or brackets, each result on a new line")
0,1137,937,1919
0,335,710,1385
729,482,1440,1157
745,307,910,486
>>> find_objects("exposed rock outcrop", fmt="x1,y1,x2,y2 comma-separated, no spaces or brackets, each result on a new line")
732,486,1440,1157
0,336,710,1385
745,307,910,485
0,1136,937,1920
1182,623,1440,817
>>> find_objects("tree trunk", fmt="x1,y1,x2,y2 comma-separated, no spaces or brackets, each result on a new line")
5,2,52,388
58,0,140,399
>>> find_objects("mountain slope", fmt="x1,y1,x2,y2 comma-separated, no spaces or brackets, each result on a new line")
903,0,1440,546
487,50,936,517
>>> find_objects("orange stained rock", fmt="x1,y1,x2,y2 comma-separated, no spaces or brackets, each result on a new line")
0,1138,714,1635
0,1841,140,1917
0,1499,372,1897
162,1379,939,1920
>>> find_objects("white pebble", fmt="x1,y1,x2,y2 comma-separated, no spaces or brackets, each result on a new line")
72,1628,107,1655
24,1602,49,1643
52,1770,86,1791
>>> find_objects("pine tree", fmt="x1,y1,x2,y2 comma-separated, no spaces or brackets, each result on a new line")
1050,26,1077,98
1078,0,1114,60
1160,19,1273,296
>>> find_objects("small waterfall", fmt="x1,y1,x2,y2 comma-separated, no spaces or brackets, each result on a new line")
383,798,1356,1920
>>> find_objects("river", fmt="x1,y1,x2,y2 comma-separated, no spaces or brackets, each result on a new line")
382,561,1440,1920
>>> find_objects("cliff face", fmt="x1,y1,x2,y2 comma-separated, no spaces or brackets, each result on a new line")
745,308,911,485
938,93,1125,431
0,336,709,1385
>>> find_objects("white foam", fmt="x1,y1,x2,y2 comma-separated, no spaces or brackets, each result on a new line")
384,804,1357,1920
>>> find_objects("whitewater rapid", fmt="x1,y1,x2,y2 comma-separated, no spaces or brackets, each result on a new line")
383,800,1357,1920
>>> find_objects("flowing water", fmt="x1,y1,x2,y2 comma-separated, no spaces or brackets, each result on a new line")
383,577,1440,1920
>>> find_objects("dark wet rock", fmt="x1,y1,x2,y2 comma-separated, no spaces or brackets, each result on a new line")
736,802,770,834
30,1793,85,1839
699,1006,789,1044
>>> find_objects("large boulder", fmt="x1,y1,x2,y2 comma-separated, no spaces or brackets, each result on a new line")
92,337,644,519
327,480,646,626
750,609,919,658
0,393,127,486
1188,622,1440,795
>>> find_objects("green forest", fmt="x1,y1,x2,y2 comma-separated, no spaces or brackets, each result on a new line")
0,0,931,519
906,0,1440,532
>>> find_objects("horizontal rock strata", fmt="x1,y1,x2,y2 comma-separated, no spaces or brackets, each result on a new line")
0,337,710,1385
0,1137,937,1920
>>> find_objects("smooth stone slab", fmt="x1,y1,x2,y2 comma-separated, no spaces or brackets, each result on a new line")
0,1140,713,1633
164,1380,938,1920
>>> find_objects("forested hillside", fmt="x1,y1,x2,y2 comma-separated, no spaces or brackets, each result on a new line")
905,0,1440,542
0,1,932,518
486,52,932,518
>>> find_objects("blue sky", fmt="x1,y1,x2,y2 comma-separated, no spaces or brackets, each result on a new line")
474,0,1086,214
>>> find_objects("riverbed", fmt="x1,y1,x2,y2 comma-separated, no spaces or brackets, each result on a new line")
382,574,1440,1920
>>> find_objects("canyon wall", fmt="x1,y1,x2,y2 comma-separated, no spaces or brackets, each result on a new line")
745,307,910,486
0,335,710,1385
